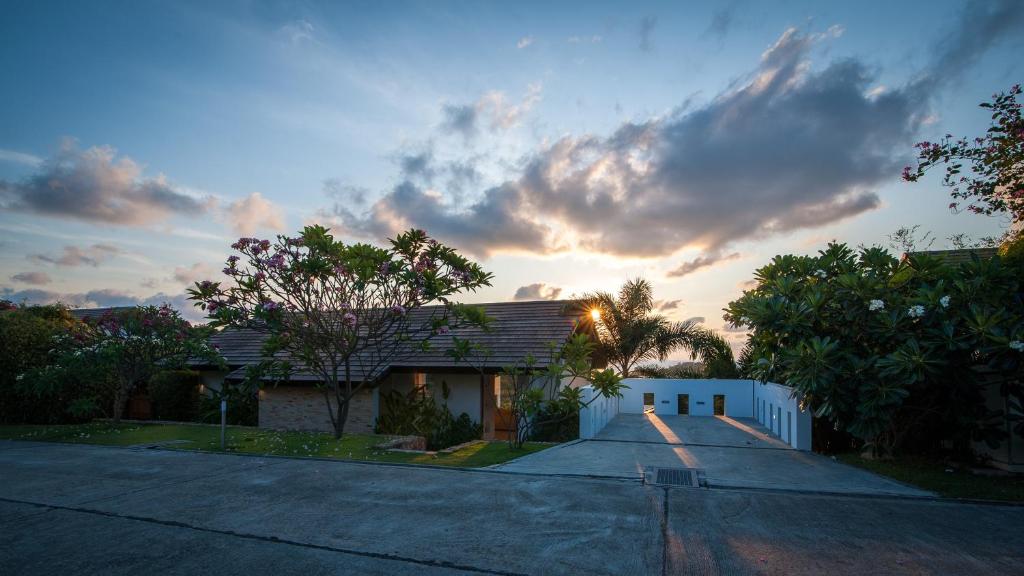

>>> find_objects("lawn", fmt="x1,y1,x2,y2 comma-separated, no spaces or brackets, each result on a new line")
0,422,549,468
837,453,1024,502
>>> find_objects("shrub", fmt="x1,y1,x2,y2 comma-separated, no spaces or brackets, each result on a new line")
0,304,105,424
375,381,482,450
726,243,1024,457
149,370,200,422
198,380,258,426
529,402,579,443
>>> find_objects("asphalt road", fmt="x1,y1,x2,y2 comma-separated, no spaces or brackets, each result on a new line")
1,441,1022,575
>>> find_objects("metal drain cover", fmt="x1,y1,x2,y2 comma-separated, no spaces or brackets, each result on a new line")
644,466,703,488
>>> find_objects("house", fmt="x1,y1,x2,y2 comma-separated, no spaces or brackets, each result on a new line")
903,247,999,265
192,300,598,439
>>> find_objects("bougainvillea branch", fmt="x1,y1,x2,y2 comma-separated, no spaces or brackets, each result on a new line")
904,84,1023,224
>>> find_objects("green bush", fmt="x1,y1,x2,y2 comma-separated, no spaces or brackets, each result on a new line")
529,402,579,443
375,381,481,450
149,370,200,422
727,243,1024,457
198,380,258,426
0,304,106,424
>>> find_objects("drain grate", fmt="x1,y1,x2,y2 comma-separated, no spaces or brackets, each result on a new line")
644,466,703,488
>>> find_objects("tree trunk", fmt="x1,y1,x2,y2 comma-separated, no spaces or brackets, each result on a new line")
331,359,353,440
111,378,129,423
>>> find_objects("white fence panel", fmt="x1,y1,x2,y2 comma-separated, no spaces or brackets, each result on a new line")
752,381,812,450
578,386,619,439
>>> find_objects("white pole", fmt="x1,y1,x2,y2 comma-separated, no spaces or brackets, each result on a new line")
220,397,227,450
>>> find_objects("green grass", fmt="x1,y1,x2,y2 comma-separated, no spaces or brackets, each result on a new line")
837,453,1024,502
0,422,549,468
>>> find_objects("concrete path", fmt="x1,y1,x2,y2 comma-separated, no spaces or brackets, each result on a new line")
494,414,932,497
0,441,1022,574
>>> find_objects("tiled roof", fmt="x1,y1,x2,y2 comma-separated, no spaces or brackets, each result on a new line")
203,300,589,383
905,248,998,267
69,307,136,321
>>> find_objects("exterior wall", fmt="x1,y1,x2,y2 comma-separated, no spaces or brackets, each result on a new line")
579,385,620,439
432,373,482,422
616,378,811,450
259,385,375,435
620,378,754,418
380,372,483,423
753,381,812,451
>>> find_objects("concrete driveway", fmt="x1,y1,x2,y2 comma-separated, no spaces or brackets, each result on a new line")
1,440,1023,575
494,414,931,497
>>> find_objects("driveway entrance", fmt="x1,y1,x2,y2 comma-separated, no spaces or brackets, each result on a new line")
495,413,931,497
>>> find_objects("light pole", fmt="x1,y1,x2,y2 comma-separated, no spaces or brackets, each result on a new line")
220,396,227,450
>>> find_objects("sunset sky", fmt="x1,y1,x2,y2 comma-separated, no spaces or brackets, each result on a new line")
1,0,1022,362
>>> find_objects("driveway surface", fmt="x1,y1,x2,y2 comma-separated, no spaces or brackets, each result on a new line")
2,440,1023,575
494,414,932,496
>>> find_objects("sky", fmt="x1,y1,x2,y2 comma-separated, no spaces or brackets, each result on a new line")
1,0,1022,363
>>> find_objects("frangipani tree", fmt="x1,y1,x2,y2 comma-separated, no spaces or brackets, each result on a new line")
34,305,216,422
726,242,1024,456
189,226,492,438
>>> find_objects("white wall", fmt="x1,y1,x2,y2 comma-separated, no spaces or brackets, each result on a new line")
619,378,754,418
612,378,812,450
431,373,482,422
752,381,812,451
578,386,620,439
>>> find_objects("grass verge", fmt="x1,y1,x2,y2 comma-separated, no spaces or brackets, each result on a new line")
0,422,549,468
836,453,1024,502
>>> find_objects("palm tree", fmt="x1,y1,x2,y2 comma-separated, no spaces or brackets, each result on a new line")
572,278,739,378
571,278,701,378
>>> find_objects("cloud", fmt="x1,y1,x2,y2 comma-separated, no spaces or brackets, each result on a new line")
171,262,216,286
516,36,534,49
567,35,602,44
723,323,748,333
0,148,43,167
280,19,314,44
0,287,206,322
439,83,543,140
513,283,563,301
11,271,51,285
704,2,741,41
684,316,706,325
225,192,286,236
656,299,682,311
639,16,657,51
0,139,212,226
921,0,1024,90
325,10,1019,261
29,244,120,267
668,252,741,278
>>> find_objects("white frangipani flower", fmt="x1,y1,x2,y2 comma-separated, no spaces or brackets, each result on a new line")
868,299,885,311
1010,340,1024,352
939,295,951,308
907,305,925,318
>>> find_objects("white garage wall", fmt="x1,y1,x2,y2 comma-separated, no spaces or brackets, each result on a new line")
753,381,811,450
578,386,620,439
619,378,755,417
599,378,812,451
